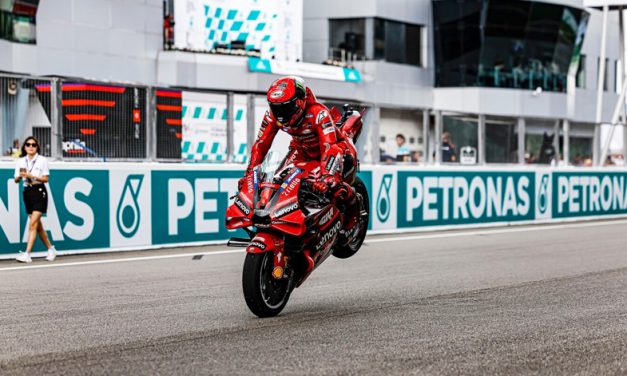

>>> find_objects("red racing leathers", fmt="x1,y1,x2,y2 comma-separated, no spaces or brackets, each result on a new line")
245,87,351,190
242,88,359,234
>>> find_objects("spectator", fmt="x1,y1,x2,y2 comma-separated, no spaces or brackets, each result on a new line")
6,138,20,157
395,134,411,162
442,132,457,162
379,148,395,163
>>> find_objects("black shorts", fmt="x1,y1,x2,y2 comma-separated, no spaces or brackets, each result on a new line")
23,184,48,214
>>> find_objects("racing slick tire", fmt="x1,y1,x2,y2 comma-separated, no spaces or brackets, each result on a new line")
242,252,292,317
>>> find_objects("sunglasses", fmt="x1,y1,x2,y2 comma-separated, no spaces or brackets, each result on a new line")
25,142,38,147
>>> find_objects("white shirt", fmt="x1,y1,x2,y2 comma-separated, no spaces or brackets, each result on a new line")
14,154,49,187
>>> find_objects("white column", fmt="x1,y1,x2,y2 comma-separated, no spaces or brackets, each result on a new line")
226,92,234,163
563,119,570,166
422,109,430,164
50,78,63,160
593,123,601,165
145,87,156,161
620,8,627,164
594,5,609,166
368,106,381,164
434,110,442,164
517,117,526,164
246,94,256,154
478,114,486,164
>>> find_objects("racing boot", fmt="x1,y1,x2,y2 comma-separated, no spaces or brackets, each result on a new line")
337,183,360,245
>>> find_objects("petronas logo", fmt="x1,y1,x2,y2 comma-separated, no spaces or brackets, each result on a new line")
538,175,549,214
116,175,144,238
376,174,393,222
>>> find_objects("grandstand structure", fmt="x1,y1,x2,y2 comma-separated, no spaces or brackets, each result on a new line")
0,0,624,166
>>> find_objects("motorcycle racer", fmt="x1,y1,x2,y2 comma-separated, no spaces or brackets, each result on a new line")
238,76,359,233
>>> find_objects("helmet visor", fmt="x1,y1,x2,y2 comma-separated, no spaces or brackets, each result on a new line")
269,98,299,124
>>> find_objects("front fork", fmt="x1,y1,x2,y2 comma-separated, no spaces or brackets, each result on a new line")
245,233,290,280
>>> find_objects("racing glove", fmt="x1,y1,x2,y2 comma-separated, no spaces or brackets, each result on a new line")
312,175,338,195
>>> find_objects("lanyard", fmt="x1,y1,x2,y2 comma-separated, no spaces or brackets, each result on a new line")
26,155,38,174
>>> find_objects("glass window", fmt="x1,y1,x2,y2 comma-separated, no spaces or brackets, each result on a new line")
576,54,586,88
374,18,385,60
371,18,423,66
486,120,518,163
385,20,405,64
432,0,589,92
598,58,609,91
524,120,562,165
379,108,424,163
329,18,366,61
0,9,36,44
569,136,593,166
442,116,477,164
405,23,422,66
433,0,484,87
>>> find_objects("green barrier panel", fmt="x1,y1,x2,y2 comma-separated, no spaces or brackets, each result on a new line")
1,163,626,257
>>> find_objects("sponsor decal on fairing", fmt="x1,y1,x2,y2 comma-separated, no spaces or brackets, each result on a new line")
316,219,342,250
274,202,299,217
249,241,266,250
234,196,251,215
318,207,334,226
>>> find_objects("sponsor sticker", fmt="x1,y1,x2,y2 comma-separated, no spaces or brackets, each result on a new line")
270,90,284,99
274,202,299,217
249,241,266,250
316,111,328,124
319,207,334,226
234,196,251,215
316,219,342,250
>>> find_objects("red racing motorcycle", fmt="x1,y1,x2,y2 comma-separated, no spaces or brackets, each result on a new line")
226,105,369,317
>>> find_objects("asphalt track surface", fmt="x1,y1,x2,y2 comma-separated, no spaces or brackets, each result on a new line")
1,220,626,375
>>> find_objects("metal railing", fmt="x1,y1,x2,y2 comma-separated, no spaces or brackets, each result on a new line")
0,73,256,163
0,74,53,158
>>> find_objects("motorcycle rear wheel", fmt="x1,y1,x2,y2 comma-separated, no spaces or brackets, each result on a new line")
333,176,369,259
242,252,292,317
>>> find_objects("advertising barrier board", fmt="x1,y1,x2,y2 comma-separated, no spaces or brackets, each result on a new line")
1,162,626,258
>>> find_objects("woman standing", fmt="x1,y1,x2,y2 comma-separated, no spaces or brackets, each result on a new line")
13,136,57,263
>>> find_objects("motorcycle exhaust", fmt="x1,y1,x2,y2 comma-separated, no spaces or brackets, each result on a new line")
227,237,251,248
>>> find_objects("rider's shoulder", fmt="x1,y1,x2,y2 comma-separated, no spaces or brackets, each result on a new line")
307,103,332,125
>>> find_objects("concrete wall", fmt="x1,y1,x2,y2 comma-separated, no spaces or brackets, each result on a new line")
0,0,162,84
0,0,621,122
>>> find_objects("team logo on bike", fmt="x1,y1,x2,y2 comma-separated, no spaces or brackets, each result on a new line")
376,174,393,223
116,175,144,238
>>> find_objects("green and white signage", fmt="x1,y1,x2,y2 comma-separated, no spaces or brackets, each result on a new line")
1,163,627,258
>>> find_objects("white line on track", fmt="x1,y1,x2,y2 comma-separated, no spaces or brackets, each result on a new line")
1,219,625,272
366,218,627,244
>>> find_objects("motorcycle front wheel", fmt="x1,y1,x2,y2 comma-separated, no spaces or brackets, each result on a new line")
242,252,292,317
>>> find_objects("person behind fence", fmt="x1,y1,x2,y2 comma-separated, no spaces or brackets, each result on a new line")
14,136,57,263
395,134,411,162
442,132,457,162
